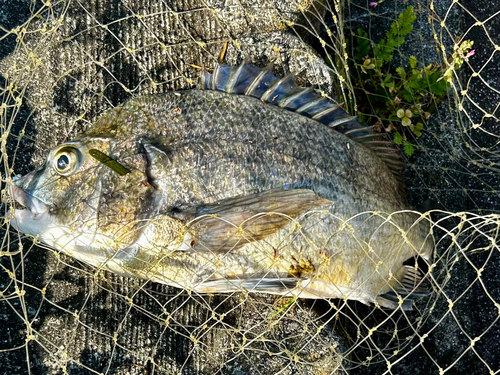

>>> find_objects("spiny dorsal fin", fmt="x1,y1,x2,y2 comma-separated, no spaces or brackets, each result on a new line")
198,60,404,186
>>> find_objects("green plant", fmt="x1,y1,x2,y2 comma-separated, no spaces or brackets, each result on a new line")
348,6,474,156
269,297,297,320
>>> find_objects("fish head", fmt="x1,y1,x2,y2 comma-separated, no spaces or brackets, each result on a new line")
8,137,158,265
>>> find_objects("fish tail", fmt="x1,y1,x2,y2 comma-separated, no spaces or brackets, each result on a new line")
377,257,431,310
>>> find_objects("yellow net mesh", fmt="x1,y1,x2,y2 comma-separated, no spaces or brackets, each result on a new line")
1,0,499,374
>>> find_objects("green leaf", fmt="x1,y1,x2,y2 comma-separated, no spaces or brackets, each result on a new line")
394,132,403,145
402,117,412,126
374,40,392,62
403,141,415,156
392,7,417,38
355,29,371,61
427,71,450,96
374,6,416,63
409,55,417,69
270,297,297,320
396,67,406,79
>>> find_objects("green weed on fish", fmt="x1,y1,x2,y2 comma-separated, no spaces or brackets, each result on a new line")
89,149,131,176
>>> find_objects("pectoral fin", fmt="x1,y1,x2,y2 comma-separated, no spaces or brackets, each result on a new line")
173,189,331,253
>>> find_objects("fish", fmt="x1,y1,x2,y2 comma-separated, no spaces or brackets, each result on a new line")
8,60,433,310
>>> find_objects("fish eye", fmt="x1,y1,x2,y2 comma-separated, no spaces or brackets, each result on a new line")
53,147,81,176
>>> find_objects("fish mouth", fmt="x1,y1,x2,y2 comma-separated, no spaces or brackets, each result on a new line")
8,179,62,245
8,182,50,223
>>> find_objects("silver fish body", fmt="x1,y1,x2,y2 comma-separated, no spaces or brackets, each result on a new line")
9,63,433,309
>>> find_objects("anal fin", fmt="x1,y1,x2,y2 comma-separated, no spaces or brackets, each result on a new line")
196,277,299,294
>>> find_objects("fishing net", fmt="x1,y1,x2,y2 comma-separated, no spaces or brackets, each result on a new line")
1,0,499,374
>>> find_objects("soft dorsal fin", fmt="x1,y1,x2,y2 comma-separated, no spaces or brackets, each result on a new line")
199,60,405,190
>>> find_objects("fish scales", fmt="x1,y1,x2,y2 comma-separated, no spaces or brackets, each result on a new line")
8,62,433,310
90,91,400,207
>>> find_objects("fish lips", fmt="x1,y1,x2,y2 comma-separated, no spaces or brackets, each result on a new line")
8,181,51,234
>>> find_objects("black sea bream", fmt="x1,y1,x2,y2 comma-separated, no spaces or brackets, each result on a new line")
9,61,433,309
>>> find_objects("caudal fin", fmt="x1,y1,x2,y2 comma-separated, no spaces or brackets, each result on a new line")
376,257,431,310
